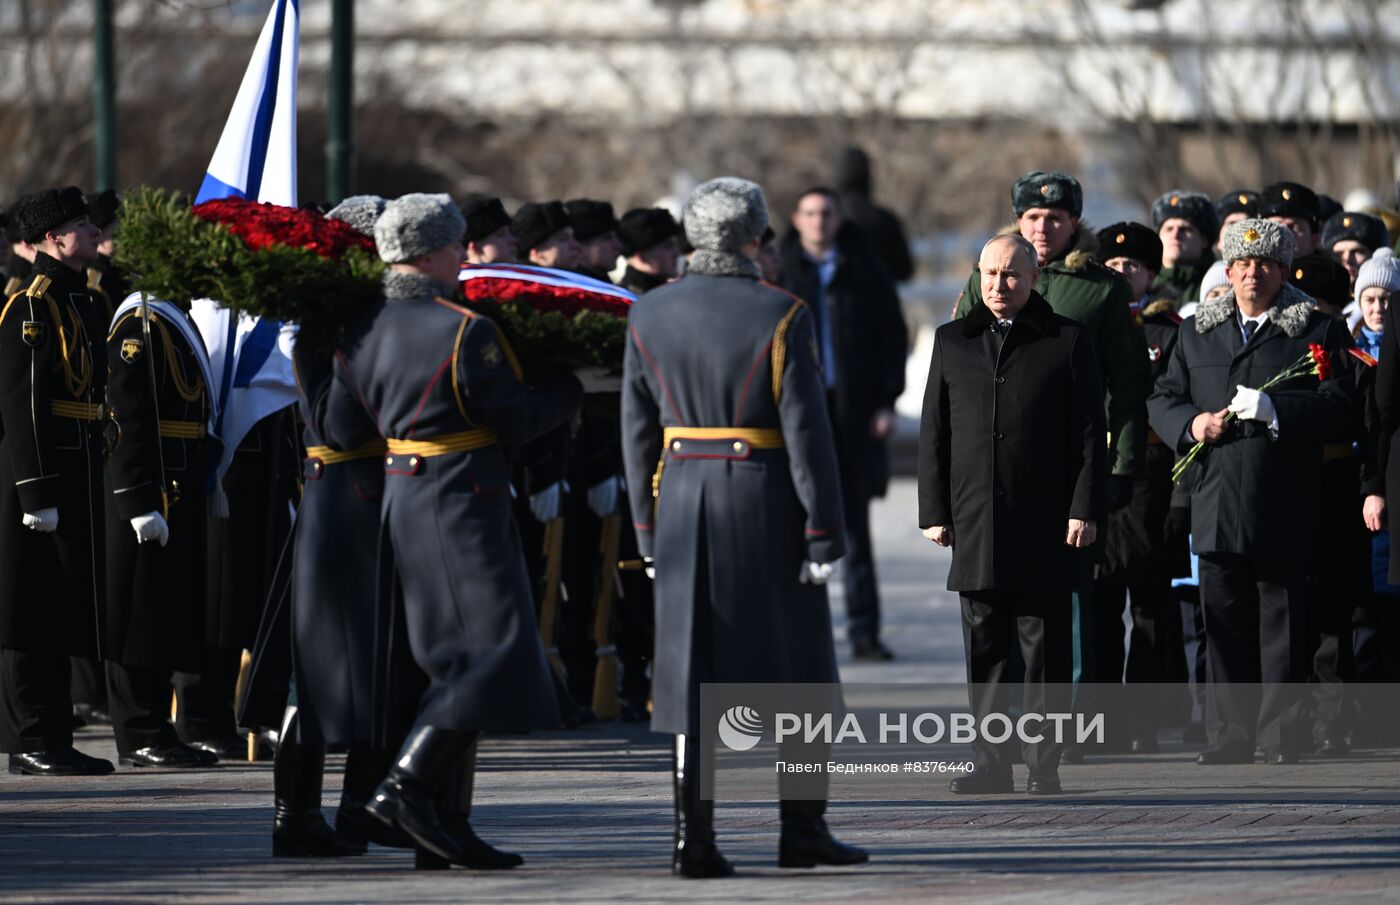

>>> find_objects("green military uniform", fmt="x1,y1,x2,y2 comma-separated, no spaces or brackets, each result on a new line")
954,226,1150,476
1152,257,1213,309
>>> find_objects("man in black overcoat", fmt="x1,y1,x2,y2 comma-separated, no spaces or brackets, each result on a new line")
1148,219,1356,764
919,234,1106,796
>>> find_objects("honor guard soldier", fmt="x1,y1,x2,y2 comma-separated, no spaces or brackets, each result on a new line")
329,194,583,869
3,196,39,299
0,188,112,776
103,278,219,768
261,195,410,858
621,178,869,878
1151,191,1219,304
84,189,127,324
617,208,681,296
565,199,622,284
460,195,516,265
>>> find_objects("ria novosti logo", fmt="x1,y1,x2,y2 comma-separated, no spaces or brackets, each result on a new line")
717,705,764,751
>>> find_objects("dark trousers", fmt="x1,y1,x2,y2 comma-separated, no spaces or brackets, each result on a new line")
0,648,73,752
173,645,243,743
70,657,108,710
1177,585,1208,727
106,660,179,754
1351,592,1400,746
558,490,601,709
838,462,881,642
1308,548,1368,742
1198,553,1310,752
959,590,1071,770
615,497,654,711
1092,565,1189,741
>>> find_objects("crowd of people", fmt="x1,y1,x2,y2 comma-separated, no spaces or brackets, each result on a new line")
922,171,1400,796
1,152,1398,878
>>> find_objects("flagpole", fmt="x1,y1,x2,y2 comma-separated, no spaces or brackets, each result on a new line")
93,0,117,191
326,0,354,205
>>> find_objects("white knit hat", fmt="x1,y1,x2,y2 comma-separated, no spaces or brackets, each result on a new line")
1198,259,1230,304
1355,247,1400,297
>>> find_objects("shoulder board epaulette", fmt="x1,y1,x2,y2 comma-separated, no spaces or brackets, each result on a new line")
86,268,104,292
24,274,52,299
1347,347,1379,368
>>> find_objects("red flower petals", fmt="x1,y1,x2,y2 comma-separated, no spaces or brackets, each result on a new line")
192,198,374,260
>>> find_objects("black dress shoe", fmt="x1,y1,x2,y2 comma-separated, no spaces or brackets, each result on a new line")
674,842,734,879
1266,749,1299,765
948,769,1014,794
779,817,869,868
1195,745,1254,766
1315,736,1350,756
9,748,115,776
273,810,366,857
851,638,895,662
190,735,272,762
1026,767,1062,795
119,743,212,768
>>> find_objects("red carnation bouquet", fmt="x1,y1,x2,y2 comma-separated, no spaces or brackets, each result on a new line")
1172,342,1334,483
192,197,374,260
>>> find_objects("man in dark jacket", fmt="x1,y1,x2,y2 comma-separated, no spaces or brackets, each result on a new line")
0,188,113,776
1149,218,1356,765
833,146,914,283
920,234,1106,796
1151,191,1218,305
331,194,583,869
623,177,868,878
778,187,908,661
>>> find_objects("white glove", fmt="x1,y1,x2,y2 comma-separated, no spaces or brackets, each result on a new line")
800,560,836,585
586,476,622,517
130,511,169,547
529,482,565,522
644,557,655,580
1227,385,1276,425
21,508,58,533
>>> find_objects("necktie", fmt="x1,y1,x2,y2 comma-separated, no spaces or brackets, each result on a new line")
1243,320,1257,343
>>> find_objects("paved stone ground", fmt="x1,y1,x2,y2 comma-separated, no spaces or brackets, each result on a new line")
3,479,1399,903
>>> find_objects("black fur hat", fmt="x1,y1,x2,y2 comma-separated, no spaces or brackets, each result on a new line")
1216,189,1260,222
564,199,619,243
461,194,511,244
1151,191,1219,243
1259,181,1321,227
617,208,679,256
1095,222,1163,269
88,188,121,230
510,201,571,253
1291,254,1351,307
1321,211,1390,254
13,186,88,244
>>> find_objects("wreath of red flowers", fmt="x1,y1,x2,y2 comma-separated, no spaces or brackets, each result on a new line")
192,198,374,261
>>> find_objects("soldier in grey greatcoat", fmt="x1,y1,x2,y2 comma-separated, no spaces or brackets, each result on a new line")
327,194,582,869
621,177,868,878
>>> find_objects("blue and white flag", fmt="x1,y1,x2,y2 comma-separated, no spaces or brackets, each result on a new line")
193,0,302,514
195,0,300,206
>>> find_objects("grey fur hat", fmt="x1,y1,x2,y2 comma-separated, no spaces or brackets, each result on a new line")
326,194,386,239
682,177,769,252
374,193,465,264
1219,218,1294,269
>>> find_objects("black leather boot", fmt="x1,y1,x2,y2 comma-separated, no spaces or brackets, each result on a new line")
337,745,415,849
422,737,523,870
778,799,868,868
366,727,521,869
272,708,364,857
672,734,732,879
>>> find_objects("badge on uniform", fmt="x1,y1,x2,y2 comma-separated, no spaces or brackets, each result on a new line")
120,338,143,364
1147,343,1162,362
21,321,44,347
481,341,503,368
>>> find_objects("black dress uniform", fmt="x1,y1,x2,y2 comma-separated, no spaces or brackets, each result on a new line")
621,248,862,877
1092,296,1190,750
0,252,110,773
103,297,216,766
1149,282,1355,761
